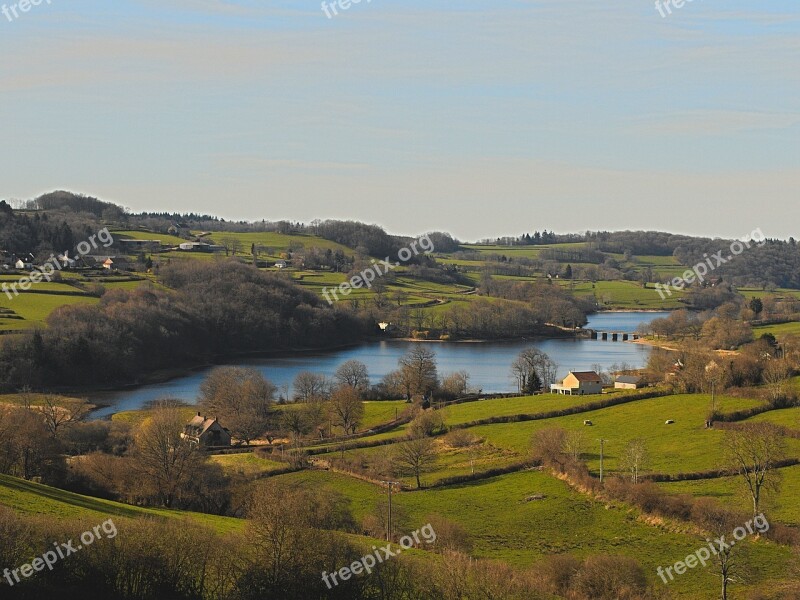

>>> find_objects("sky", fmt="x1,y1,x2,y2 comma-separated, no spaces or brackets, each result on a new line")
1,0,798,241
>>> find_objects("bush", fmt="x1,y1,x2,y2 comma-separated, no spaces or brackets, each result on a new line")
444,429,478,448
571,555,649,600
409,410,447,437
537,554,582,596
424,514,473,553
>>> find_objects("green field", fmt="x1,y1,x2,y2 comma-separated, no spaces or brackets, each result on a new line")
0,474,242,534
754,320,800,338
0,293,98,329
278,469,792,598
5,371,800,598
209,452,289,477
660,464,800,526
466,394,776,475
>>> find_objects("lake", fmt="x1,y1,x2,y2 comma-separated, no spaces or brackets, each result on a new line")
90,311,668,418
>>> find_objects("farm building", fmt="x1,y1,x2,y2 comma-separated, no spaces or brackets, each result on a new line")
117,239,162,253
614,375,642,390
550,371,603,395
182,414,232,447
178,242,212,252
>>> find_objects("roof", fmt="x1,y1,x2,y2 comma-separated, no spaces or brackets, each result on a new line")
569,371,603,382
185,414,226,436
615,375,642,384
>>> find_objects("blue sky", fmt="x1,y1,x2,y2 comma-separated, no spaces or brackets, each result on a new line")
1,0,798,240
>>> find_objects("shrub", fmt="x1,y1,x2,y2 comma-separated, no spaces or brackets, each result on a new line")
444,429,478,448
409,410,447,437
571,555,649,600
536,554,582,596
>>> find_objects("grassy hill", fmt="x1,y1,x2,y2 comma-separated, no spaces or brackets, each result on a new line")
241,389,800,598
0,474,242,534
4,385,800,597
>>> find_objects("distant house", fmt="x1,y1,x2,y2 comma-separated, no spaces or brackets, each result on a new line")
57,252,77,268
168,222,192,238
182,414,232,447
274,260,288,269
178,242,212,252
93,256,129,271
614,375,642,390
550,371,603,395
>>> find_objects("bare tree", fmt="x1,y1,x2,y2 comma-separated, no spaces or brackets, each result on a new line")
334,360,370,394
723,423,787,517
530,427,567,469
399,346,439,398
199,367,276,444
328,386,364,435
620,438,649,484
133,407,202,507
511,348,557,394
0,406,60,480
563,430,588,461
394,434,438,488
281,408,313,445
39,395,91,438
763,358,793,405
692,499,741,600
293,371,330,403
441,371,471,398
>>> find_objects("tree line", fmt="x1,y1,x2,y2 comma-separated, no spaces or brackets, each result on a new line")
0,261,365,390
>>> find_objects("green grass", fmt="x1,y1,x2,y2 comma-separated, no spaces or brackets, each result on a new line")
112,230,187,245
210,453,289,477
361,401,408,429
753,320,800,338
746,406,800,428
659,463,800,526
0,474,242,534
0,293,98,329
438,392,637,426
210,231,356,258
111,406,199,426
0,392,88,408
276,469,792,598
467,394,773,475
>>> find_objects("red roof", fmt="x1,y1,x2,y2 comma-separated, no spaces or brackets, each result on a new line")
569,371,602,382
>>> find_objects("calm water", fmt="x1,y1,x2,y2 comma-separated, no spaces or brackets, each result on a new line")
90,311,668,418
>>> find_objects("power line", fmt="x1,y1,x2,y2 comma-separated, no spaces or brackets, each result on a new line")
380,481,400,542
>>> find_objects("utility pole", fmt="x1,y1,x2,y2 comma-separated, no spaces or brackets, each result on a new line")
597,439,607,484
711,380,716,415
381,481,400,542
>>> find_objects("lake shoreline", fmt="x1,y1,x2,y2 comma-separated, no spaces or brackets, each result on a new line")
86,312,667,418
84,333,584,405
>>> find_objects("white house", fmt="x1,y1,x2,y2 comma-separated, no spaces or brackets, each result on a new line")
550,371,603,395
